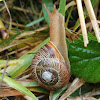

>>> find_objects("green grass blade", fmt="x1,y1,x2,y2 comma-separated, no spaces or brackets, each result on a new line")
6,38,50,78
65,6,74,27
24,82,39,87
88,32,97,41
30,87,49,94
26,17,45,27
59,0,66,16
52,85,68,100
42,0,53,25
0,32,21,46
0,74,38,100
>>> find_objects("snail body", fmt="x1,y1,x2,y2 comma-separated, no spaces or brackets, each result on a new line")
31,5,70,90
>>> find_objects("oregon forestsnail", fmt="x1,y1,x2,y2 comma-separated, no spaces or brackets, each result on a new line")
31,5,70,90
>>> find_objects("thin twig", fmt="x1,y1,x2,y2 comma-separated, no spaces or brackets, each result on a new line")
3,0,12,37
0,60,8,87
0,60,9,100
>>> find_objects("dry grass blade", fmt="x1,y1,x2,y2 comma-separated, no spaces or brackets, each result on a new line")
2,0,12,36
66,88,100,100
84,0,100,42
24,95,33,100
16,26,49,39
0,88,24,97
65,1,76,11
49,91,53,100
0,41,27,52
6,21,26,28
76,0,88,47
67,97,98,100
13,6,34,14
0,60,21,69
84,88,100,97
0,91,9,100
59,78,85,100
97,20,100,24
72,22,92,39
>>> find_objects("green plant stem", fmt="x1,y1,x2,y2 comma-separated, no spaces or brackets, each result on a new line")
65,6,74,27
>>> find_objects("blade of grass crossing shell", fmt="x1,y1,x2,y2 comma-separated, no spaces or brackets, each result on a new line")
6,38,50,78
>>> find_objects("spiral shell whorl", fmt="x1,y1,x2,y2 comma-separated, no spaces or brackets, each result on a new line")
31,41,70,90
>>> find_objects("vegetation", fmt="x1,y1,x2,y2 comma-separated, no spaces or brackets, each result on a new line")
0,0,100,100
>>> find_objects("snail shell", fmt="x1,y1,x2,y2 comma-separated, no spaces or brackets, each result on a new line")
31,41,70,90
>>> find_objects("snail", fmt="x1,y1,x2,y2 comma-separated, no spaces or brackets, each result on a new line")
31,5,70,90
